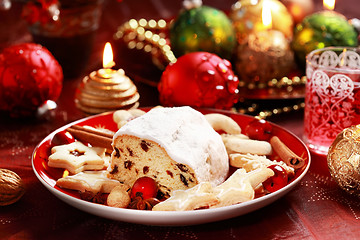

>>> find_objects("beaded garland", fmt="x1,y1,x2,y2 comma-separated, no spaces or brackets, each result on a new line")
114,18,176,70
235,101,305,119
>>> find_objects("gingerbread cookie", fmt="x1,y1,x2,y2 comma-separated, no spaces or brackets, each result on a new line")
153,168,274,210
221,133,273,155
229,153,295,175
48,141,106,174
152,182,219,211
56,170,121,193
212,168,274,208
113,108,146,129
204,113,241,134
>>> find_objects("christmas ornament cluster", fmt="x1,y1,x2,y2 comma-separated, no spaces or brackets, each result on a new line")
156,0,359,109
0,0,358,117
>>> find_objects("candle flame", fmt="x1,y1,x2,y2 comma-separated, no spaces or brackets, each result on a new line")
340,48,347,67
262,1,272,29
323,0,335,10
103,42,115,69
62,170,69,178
289,4,302,19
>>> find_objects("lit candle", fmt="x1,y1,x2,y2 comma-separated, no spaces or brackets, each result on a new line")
75,42,140,114
97,42,123,81
323,0,335,11
103,42,115,68
230,0,294,44
261,0,272,29
235,5,294,86
319,0,345,18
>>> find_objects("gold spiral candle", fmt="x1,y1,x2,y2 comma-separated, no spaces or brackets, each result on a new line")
75,43,139,114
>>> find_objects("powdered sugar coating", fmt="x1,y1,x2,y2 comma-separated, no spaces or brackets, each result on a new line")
113,106,229,186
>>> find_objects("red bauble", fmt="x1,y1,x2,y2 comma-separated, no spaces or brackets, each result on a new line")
0,43,63,117
158,52,239,109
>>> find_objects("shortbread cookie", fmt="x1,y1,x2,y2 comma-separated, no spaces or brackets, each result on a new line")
152,182,220,211
212,168,274,208
229,153,295,175
56,170,121,193
113,108,146,129
221,134,272,155
221,133,249,141
154,168,274,210
48,141,105,174
205,113,241,134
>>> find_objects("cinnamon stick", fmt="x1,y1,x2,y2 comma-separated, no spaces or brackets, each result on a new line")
67,125,114,150
270,136,305,169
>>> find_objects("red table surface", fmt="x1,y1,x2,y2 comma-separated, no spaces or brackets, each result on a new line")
1,0,360,239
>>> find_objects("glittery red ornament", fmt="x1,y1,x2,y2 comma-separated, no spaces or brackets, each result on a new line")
0,43,63,117
158,52,239,109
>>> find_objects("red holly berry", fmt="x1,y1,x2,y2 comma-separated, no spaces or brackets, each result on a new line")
51,130,75,147
130,177,158,200
263,165,288,193
245,118,272,141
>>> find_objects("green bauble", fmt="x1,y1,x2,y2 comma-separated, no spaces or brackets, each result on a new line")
292,11,358,69
170,5,236,60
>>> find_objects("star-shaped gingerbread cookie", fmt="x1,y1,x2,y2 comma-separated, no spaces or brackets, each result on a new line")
48,141,106,174
212,168,274,208
152,182,220,211
56,170,121,193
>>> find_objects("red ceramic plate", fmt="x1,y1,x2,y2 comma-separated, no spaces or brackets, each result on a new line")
32,108,311,226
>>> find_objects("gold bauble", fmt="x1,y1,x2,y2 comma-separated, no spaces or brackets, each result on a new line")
327,124,360,196
230,0,294,44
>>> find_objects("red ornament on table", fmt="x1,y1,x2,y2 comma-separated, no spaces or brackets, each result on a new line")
0,43,63,117
158,52,239,109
